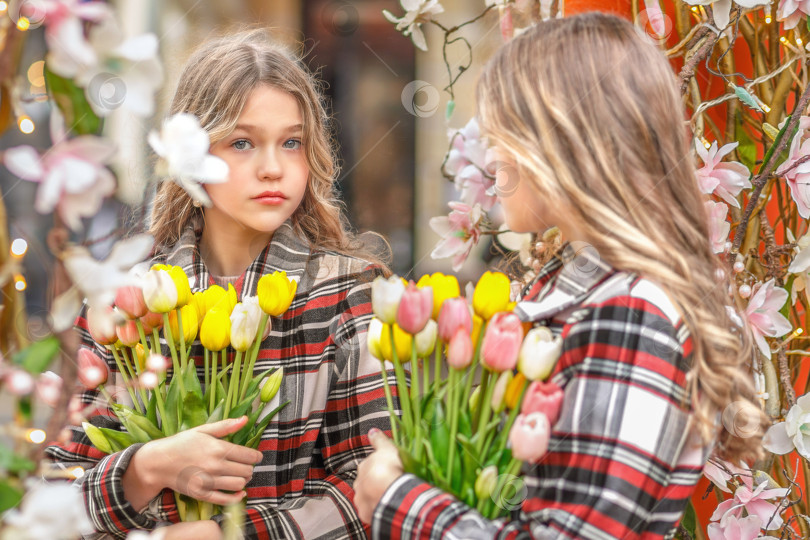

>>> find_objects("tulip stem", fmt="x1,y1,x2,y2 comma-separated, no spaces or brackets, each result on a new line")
109,346,141,413
176,308,187,370
209,349,218,412
162,313,185,395
422,357,429,399
227,351,243,413
487,458,522,520
446,368,459,482
122,347,150,411
410,346,422,459
475,369,496,455
389,331,413,438
466,321,488,430
204,348,210,398
378,360,399,445
433,344,442,391
491,379,530,458
135,320,150,357
240,313,268,401
221,350,229,397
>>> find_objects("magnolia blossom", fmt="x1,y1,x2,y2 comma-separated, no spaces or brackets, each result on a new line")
48,16,162,117
706,200,730,254
703,459,751,493
445,118,495,210
429,202,484,271
775,116,810,218
683,0,770,30
4,482,93,539
709,473,788,530
787,230,810,304
707,515,765,540
382,0,444,51
744,279,792,358
51,234,153,332
777,0,810,29
695,140,751,208
763,392,810,459
3,111,115,231
148,113,229,207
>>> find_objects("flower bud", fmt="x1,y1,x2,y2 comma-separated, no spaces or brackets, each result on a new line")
82,422,114,454
447,327,473,370
437,297,472,342
371,275,406,324
260,368,284,403
142,267,178,313
481,312,523,372
509,412,551,464
474,465,499,500
257,271,297,316
414,320,438,357
518,326,562,381
472,271,511,320
114,286,147,319
521,381,564,426
396,282,433,334
77,348,109,389
491,370,513,414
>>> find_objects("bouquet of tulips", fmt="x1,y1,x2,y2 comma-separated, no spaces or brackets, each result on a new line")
369,270,565,518
78,266,298,521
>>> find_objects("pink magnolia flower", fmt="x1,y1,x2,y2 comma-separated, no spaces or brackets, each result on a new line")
445,118,496,211
695,140,751,208
521,381,564,425
707,515,764,540
36,371,64,408
3,112,115,231
396,282,433,335
509,412,551,463
777,0,810,30
705,200,730,254
710,475,788,531
480,312,523,372
429,202,484,271
744,279,792,358
703,459,751,493
775,116,810,218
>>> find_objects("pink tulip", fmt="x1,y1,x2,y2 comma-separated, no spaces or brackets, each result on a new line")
77,348,109,389
447,327,474,370
115,319,140,347
521,381,564,425
139,311,164,333
87,305,117,345
480,312,523,372
509,412,551,464
5,369,34,396
396,282,433,335
115,286,148,319
437,297,472,342
36,371,63,408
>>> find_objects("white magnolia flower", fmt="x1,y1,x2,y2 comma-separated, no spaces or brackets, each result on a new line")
383,0,444,51
3,110,116,231
4,481,94,539
744,279,792,358
684,0,771,30
705,200,730,254
48,16,163,117
786,229,810,305
52,234,153,332
148,113,229,207
763,392,810,459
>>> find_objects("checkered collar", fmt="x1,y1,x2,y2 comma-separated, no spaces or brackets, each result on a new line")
515,242,614,323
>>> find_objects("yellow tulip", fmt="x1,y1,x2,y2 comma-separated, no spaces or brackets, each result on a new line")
134,343,147,371
168,304,199,345
203,285,228,313
380,323,413,362
471,314,484,347
257,271,297,316
190,291,206,327
472,271,511,320
417,272,460,319
200,307,230,351
504,372,527,410
367,318,385,360
168,266,191,307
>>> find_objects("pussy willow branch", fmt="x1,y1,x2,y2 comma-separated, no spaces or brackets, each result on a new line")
731,76,810,255
777,348,797,408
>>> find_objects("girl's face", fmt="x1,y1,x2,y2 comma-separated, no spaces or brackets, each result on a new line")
206,85,309,240
486,146,554,233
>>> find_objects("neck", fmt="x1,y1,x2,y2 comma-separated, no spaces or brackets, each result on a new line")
199,216,273,277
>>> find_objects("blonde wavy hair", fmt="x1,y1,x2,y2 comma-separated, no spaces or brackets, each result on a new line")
477,13,767,462
149,28,388,268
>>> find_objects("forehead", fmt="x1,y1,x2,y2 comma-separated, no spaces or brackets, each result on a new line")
237,85,302,129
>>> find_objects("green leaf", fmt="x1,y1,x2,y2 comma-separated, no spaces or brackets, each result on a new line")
183,361,203,400
146,391,158,428
0,481,23,513
428,400,449,472
781,275,794,320
12,336,60,374
760,114,798,175
163,375,181,435
243,368,276,401
0,444,35,474
230,389,261,420
680,500,698,538
806,14,810,34
207,399,226,424
179,392,208,431
96,426,137,452
44,64,101,136
244,401,290,449
115,405,164,441
734,112,756,171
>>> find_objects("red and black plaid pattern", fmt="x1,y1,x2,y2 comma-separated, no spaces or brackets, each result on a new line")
45,218,399,539
371,244,710,540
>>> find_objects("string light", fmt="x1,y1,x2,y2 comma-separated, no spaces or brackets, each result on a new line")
18,115,34,134
10,238,27,257
765,16,771,24
70,467,85,479
701,137,712,149
780,36,788,43
26,429,46,444
16,16,29,31
27,61,45,87
797,37,803,46
14,275,26,291
0,2,8,12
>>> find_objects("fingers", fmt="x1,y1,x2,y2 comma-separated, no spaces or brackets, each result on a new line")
368,428,394,452
219,442,263,466
203,489,248,507
213,475,251,493
194,416,249,438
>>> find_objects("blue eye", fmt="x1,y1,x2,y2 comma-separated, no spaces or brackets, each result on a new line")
232,139,252,151
283,139,302,150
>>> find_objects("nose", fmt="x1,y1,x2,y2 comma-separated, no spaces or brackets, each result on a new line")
258,148,283,181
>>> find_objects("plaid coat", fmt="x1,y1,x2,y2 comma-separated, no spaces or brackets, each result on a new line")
45,218,399,539
371,244,711,540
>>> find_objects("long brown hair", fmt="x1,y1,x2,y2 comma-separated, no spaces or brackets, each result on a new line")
149,28,389,268
477,13,767,462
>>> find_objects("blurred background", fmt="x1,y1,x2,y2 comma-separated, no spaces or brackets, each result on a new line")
1,0,505,338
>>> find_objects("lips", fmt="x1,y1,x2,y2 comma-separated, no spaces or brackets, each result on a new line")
253,191,287,200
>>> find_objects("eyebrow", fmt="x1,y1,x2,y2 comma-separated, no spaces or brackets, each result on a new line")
232,123,303,134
